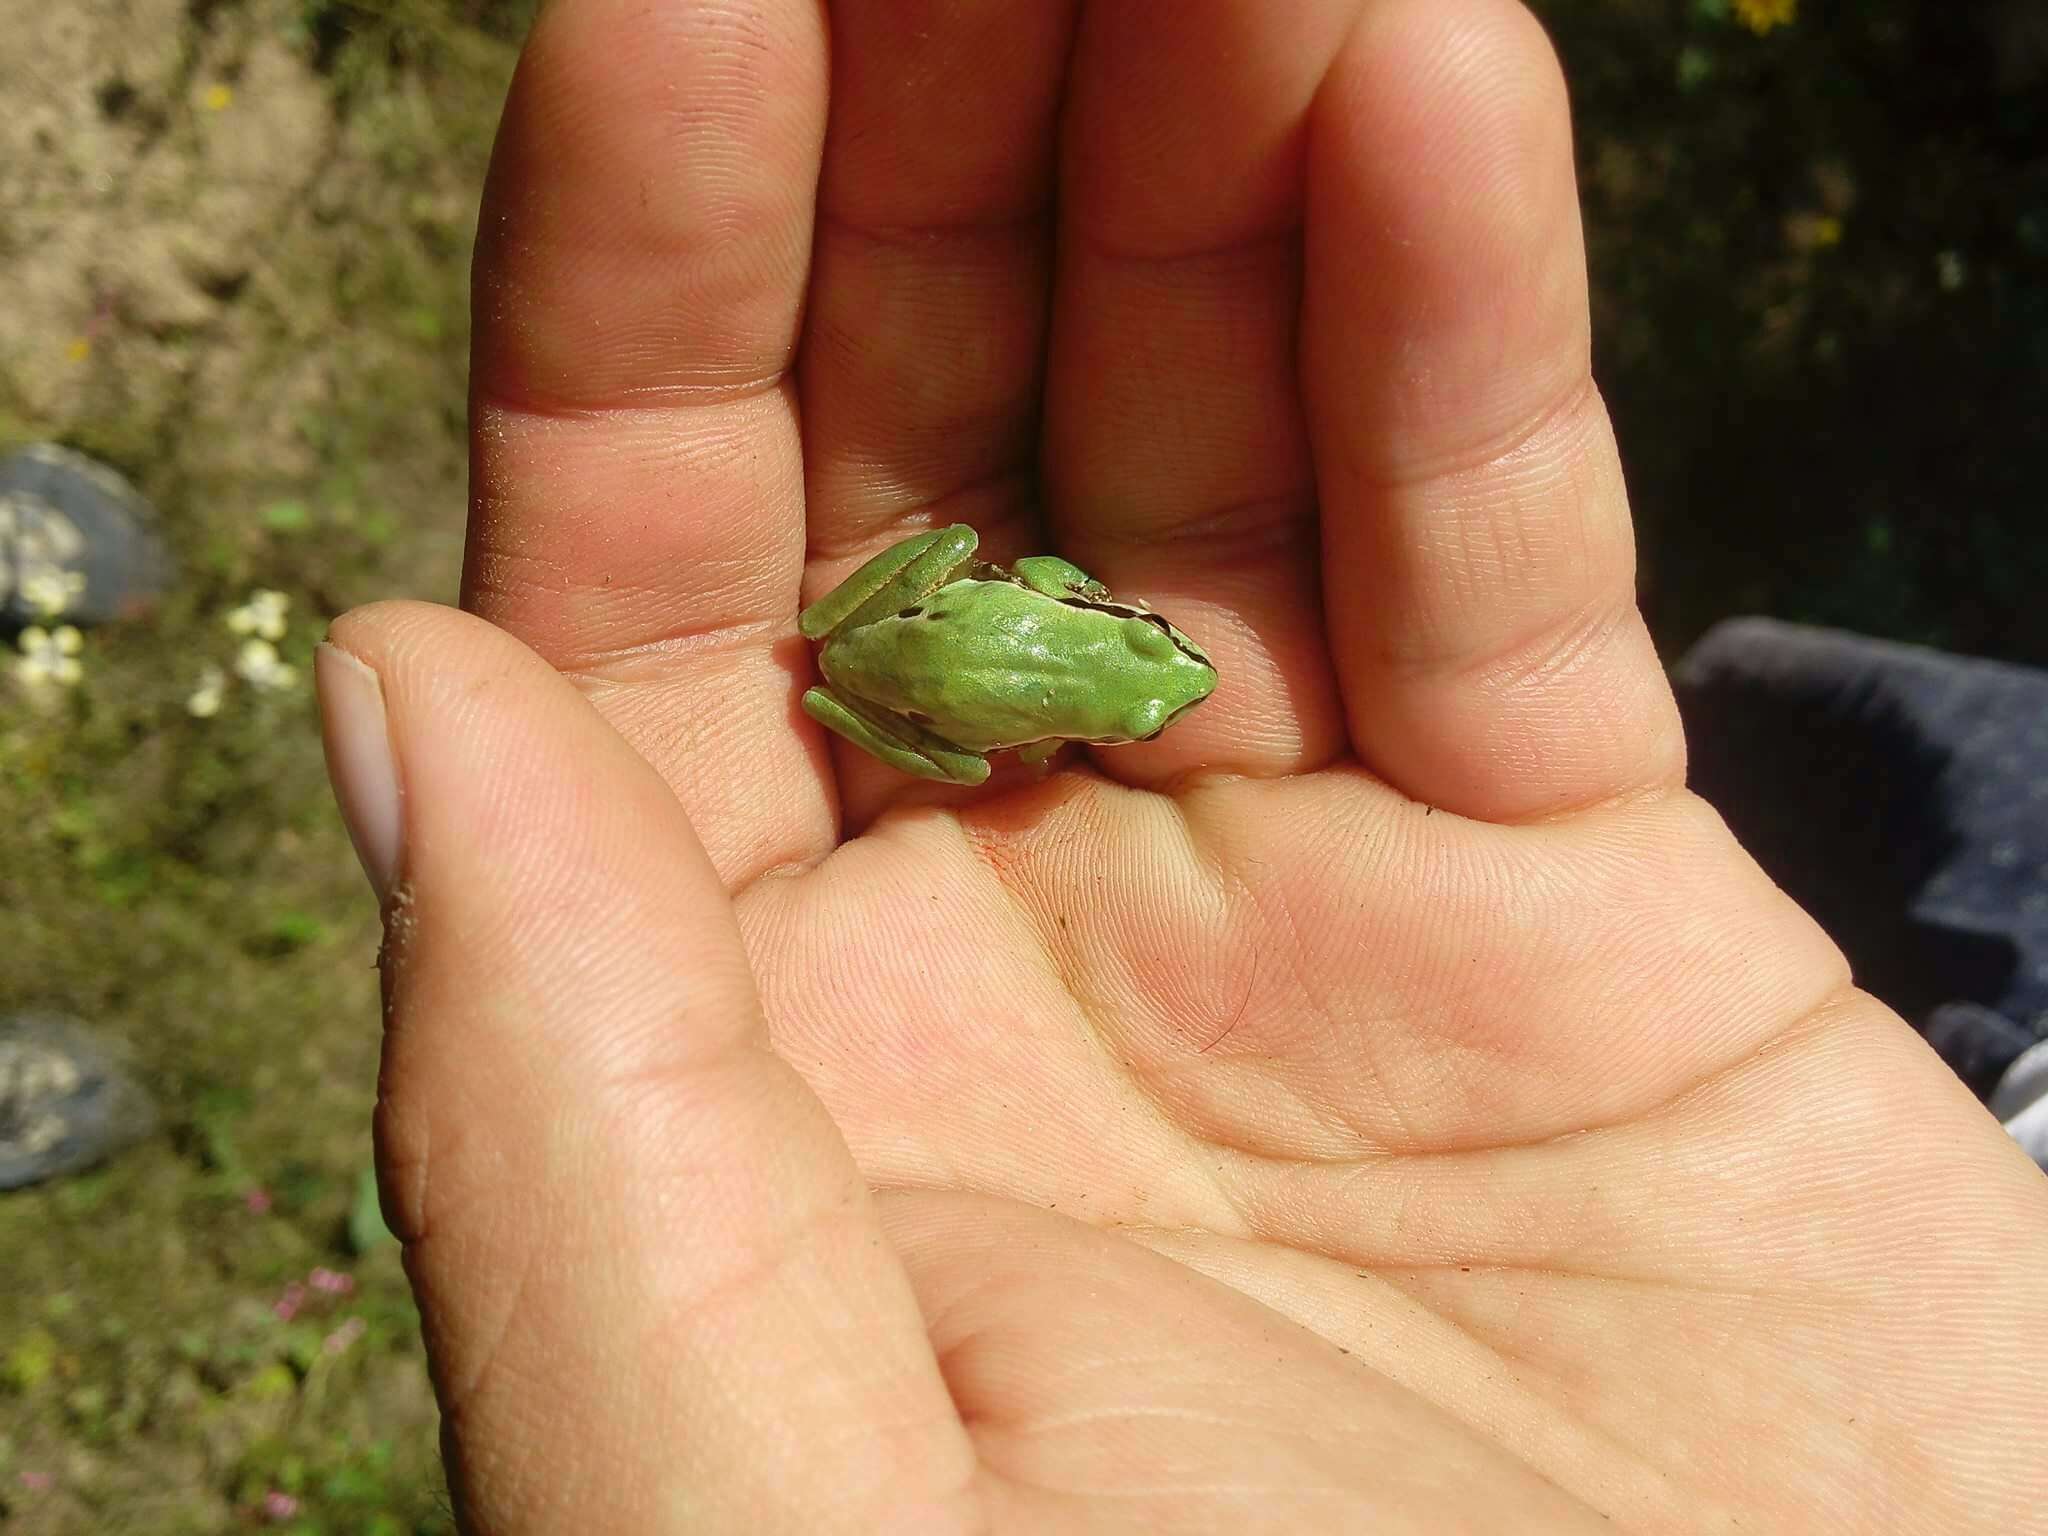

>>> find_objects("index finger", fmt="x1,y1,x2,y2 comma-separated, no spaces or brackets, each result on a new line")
462,0,834,883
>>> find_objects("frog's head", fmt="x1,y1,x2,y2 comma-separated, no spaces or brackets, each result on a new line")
1119,613,1218,740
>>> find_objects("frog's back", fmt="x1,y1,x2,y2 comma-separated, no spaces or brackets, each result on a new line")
819,580,1214,752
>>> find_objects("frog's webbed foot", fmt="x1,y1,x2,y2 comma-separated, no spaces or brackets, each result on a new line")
802,687,992,786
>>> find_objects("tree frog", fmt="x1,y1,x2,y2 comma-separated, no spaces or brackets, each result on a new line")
798,524,1218,785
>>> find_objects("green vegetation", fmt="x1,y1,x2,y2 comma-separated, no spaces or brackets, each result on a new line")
1,0,2038,1529
1534,0,2048,662
0,1,532,1527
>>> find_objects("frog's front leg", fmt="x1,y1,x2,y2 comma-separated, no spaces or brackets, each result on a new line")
801,686,993,786
1009,555,1112,603
798,524,981,640
1014,738,1067,776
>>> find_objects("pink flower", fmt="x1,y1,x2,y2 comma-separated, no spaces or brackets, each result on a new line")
308,1267,354,1296
261,1489,299,1521
19,1470,53,1493
244,1187,273,1214
323,1317,367,1356
272,1281,306,1321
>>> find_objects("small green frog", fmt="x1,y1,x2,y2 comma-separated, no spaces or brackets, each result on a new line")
798,524,1218,785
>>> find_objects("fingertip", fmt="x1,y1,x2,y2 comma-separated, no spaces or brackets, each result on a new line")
1307,0,1589,481
315,641,402,905
318,601,540,910
322,599,524,694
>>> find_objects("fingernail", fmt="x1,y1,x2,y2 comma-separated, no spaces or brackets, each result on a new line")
316,643,402,903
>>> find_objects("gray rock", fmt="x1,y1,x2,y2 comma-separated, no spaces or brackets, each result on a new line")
0,443,174,629
0,1013,156,1189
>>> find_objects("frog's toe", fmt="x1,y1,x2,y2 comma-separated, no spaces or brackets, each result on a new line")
921,749,992,786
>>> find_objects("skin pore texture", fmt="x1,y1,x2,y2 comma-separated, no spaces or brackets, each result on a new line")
317,0,2048,1531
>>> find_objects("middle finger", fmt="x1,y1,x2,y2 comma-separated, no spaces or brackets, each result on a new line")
797,0,1080,571
1044,0,1366,782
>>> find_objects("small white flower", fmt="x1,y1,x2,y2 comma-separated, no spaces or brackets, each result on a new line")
16,624,84,687
234,637,298,691
226,589,291,641
19,564,86,620
187,664,227,718
1936,250,1967,292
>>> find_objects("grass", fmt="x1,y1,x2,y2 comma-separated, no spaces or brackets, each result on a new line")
0,0,532,1527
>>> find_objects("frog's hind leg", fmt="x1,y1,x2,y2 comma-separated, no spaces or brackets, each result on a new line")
802,687,992,786
798,524,980,639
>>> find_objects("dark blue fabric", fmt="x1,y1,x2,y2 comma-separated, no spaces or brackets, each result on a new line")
1674,618,2048,1098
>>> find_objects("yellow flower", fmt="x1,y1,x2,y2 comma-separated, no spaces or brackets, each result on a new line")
202,83,233,112
1785,212,1845,252
1734,0,1797,35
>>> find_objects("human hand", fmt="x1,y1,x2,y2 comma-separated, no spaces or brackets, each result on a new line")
317,0,2048,1530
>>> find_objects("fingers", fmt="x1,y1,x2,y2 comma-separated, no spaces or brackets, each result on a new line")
1303,0,1684,821
790,3,1079,817
1045,0,1365,782
798,1,1077,558
316,603,973,1534
463,0,832,881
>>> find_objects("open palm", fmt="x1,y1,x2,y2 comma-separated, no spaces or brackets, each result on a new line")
317,0,2048,1530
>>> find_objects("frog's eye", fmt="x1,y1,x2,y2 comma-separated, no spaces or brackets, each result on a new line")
1122,616,1177,661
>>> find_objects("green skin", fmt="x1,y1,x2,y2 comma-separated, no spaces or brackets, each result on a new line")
798,525,1219,785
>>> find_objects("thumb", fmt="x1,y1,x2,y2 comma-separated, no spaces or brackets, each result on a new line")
316,601,972,1534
